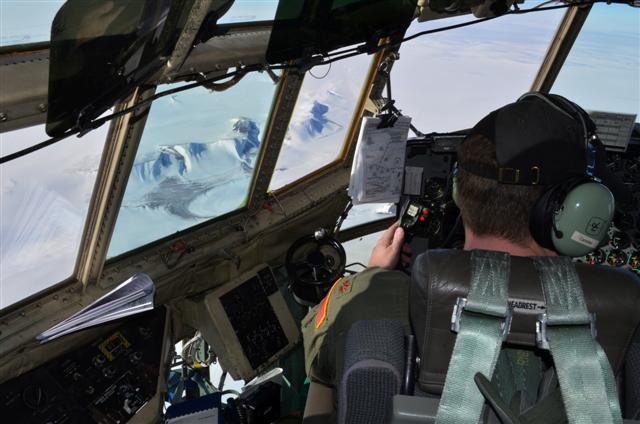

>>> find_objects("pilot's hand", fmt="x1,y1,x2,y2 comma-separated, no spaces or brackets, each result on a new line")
400,243,412,269
368,222,405,270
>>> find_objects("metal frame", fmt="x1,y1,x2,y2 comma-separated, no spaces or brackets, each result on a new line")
74,87,157,285
530,4,593,93
247,69,305,209
162,0,215,78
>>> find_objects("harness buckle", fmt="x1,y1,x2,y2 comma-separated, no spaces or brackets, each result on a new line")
536,312,597,350
451,297,513,341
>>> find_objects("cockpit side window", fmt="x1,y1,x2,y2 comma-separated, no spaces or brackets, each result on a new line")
0,123,108,309
107,72,278,258
269,50,374,191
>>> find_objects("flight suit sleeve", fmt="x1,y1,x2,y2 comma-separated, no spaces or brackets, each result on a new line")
301,267,411,387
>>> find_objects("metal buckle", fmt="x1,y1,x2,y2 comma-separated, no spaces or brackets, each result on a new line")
498,167,520,184
536,312,597,350
451,297,513,340
530,166,540,185
451,297,468,333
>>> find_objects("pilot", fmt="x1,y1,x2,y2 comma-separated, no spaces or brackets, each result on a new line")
301,93,639,421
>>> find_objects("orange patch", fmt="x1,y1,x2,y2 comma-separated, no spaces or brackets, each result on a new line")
339,279,351,294
315,278,343,329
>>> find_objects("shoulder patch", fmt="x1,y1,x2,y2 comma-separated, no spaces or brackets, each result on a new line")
339,278,352,294
315,278,343,329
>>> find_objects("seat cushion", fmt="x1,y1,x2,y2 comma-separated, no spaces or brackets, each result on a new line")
410,249,640,394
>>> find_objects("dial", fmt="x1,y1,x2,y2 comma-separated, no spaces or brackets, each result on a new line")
22,385,47,410
584,249,606,265
424,178,446,200
629,251,640,270
607,250,628,267
609,231,631,250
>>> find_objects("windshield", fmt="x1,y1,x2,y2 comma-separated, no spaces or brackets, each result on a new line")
218,0,279,24
0,1,63,46
108,73,278,258
552,4,639,119
270,52,373,190
1,124,108,309
392,6,565,133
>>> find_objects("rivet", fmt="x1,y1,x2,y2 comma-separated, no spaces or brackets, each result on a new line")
0,112,7,122
38,103,47,113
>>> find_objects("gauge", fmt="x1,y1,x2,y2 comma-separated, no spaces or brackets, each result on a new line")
22,385,47,410
92,354,106,367
629,251,640,270
607,250,628,267
129,351,143,364
103,365,116,378
424,178,446,200
584,249,606,265
609,231,631,250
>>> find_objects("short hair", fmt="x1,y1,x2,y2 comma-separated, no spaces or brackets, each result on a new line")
456,134,545,243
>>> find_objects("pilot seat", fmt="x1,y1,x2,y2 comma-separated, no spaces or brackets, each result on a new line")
333,249,640,423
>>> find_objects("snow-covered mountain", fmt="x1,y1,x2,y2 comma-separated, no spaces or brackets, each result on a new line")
291,100,343,140
123,117,261,220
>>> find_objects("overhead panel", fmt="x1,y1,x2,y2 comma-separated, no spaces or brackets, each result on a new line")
107,72,279,258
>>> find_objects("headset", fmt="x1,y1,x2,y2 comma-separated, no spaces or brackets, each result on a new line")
453,92,615,257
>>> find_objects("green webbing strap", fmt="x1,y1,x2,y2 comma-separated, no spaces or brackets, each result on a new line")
534,256,622,424
436,250,512,424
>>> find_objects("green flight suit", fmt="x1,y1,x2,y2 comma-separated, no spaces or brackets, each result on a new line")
301,267,411,388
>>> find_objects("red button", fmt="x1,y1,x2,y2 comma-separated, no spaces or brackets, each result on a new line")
422,209,429,215
419,216,426,222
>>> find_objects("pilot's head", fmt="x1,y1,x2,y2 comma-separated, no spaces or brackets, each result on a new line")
455,92,620,257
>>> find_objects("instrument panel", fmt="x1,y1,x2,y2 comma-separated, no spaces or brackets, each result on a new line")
198,265,300,381
578,151,640,276
0,308,167,424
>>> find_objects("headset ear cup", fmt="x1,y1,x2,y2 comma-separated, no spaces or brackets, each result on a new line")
552,181,615,257
452,175,460,207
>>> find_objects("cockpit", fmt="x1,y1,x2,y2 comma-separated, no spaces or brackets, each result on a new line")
0,1,638,423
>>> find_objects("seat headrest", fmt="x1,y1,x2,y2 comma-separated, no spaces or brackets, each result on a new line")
410,249,640,395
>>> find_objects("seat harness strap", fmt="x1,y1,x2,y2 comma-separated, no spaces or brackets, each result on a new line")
533,256,622,424
436,250,512,424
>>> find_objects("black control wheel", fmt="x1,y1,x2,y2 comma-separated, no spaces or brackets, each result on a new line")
286,229,346,306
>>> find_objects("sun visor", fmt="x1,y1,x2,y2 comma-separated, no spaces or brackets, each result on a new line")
45,0,194,137
266,0,418,64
